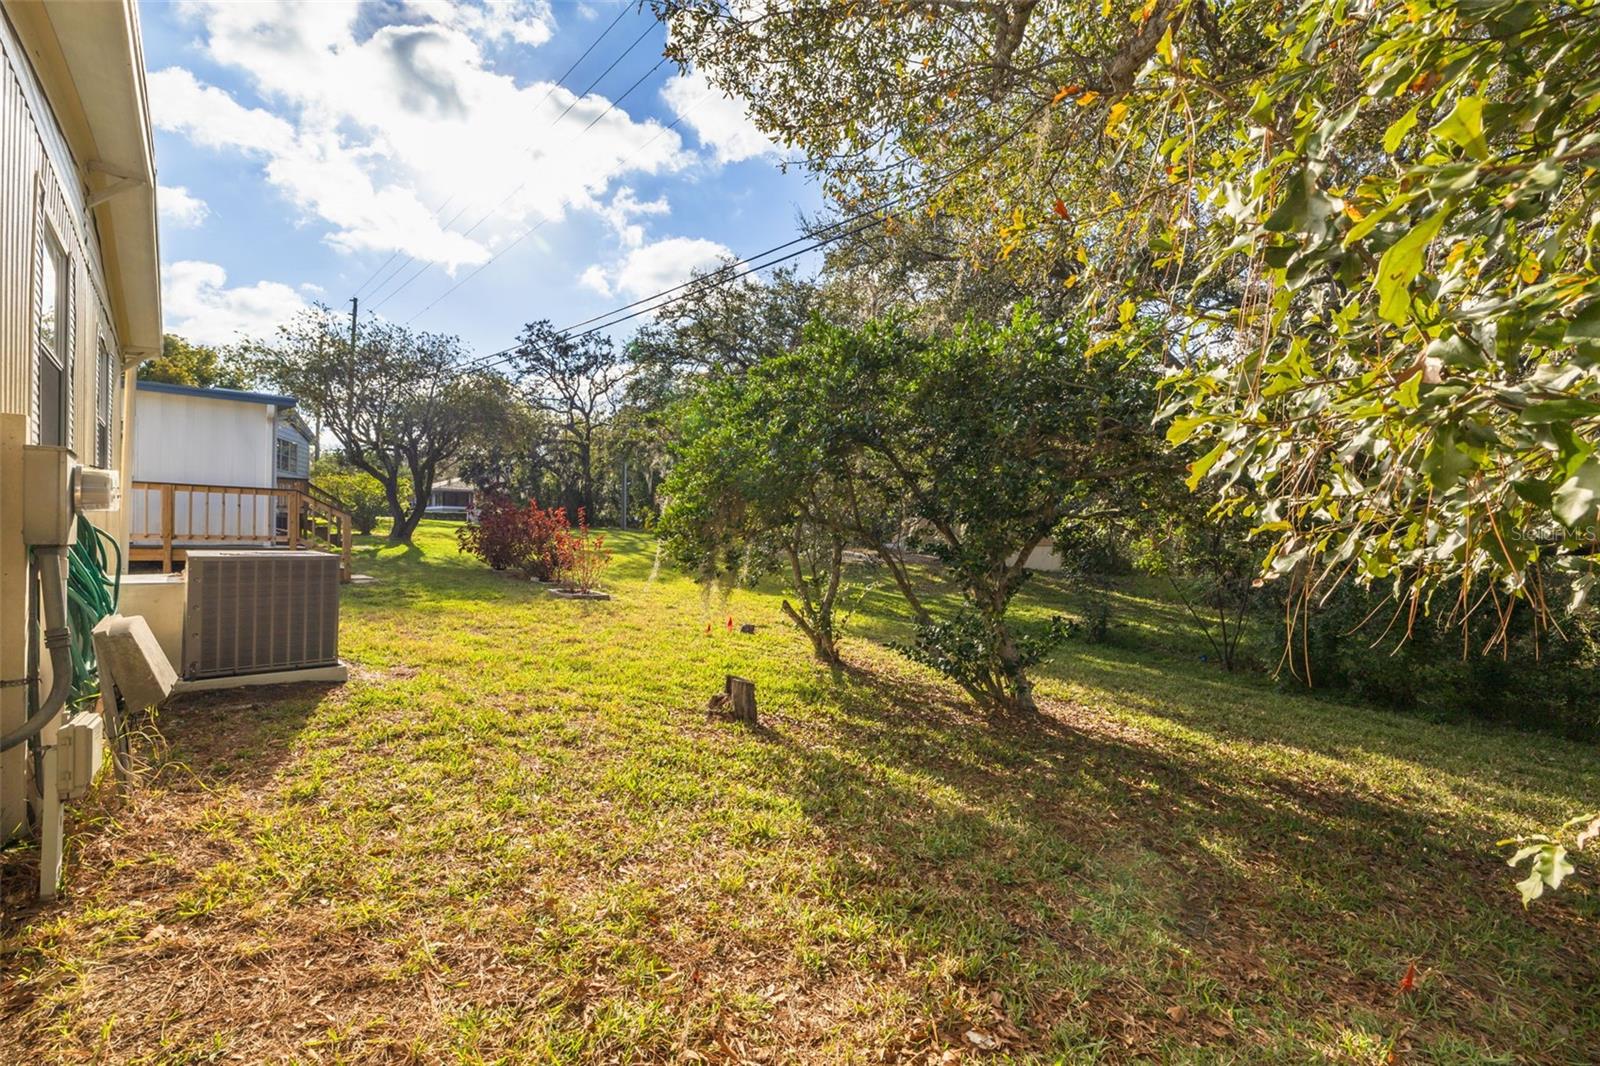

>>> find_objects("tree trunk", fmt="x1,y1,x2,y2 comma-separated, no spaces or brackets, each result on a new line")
381,476,411,544
387,496,428,545
781,599,840,665
990,606,1039,715
578,436,594,521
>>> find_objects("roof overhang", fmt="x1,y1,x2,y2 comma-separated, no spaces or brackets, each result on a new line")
5,0,161,359
136,380,297,409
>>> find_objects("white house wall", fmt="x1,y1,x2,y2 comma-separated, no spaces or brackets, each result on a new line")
0,3,147,843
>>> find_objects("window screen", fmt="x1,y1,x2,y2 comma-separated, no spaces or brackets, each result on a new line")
276,437,300,474
36,228,67,446
95,340,114,466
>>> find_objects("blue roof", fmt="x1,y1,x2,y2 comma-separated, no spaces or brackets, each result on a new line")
136,379,297,408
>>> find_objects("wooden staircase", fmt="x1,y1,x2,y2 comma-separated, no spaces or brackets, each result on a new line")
128,481,353,581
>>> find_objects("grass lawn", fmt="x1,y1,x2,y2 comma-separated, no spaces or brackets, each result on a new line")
2,520,1597,1063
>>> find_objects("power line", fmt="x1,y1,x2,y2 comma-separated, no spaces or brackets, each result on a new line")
350,4,635,301
403,79,700,326
443,211,880,381
456,99,1052,377
368,46,668,314
362,12,660,310
371,59,671,318
564,218,878,338
543,21,661,136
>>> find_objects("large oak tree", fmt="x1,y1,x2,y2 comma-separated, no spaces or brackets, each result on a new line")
247,306,502,545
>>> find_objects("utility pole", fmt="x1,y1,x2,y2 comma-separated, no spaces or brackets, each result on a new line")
310,332,324,462
348,296,359,359
620,455,629,530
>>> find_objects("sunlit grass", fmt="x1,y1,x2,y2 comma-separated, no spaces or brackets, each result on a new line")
1,520,1596,1063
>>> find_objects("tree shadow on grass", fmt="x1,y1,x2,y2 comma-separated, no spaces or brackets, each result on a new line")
754,653,1600,1059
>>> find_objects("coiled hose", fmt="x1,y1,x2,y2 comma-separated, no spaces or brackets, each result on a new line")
66,513,120,706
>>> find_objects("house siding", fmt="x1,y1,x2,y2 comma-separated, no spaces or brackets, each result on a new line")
273,415,311,480
0,6,118,461
0,2,146,846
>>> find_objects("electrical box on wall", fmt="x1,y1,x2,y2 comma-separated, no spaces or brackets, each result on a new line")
77,467,120,513
55,711,104,801
22,445,79,546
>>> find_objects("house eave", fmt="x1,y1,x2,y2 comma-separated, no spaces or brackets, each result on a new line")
136,380,298,409
5,0,161,357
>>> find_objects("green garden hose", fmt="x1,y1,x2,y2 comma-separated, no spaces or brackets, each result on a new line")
66,513,120,706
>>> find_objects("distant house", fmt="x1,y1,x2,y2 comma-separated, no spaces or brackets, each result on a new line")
1018,539,1065,572
426,478,476,518
130,380,314,547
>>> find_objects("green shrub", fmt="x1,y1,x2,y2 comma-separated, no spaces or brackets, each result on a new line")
1291,581,1600,740
313,471,399,535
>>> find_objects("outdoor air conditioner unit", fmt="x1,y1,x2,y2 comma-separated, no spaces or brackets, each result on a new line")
183,550,341,680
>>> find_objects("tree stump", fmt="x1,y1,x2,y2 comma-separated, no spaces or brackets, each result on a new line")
724,674,757,724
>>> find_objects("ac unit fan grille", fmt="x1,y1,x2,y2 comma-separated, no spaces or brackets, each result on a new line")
184,551,340,679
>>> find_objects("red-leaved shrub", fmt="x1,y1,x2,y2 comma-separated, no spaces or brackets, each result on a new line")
457,495,572,580
552,508,613,592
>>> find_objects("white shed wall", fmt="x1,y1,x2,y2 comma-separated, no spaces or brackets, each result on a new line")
133,390,276,486
131,390,277,542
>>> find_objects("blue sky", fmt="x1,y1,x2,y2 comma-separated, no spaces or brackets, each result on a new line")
142,0,824,358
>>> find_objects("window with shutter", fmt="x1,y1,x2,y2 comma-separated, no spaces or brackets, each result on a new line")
35,226,67,446
95,339,114,467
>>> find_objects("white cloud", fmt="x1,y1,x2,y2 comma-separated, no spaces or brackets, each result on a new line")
600,186,669,249
660,68,777,164
586,236,734,301
579,264,613,296
152,2,688,275
158,185,209,228
163,260,308,345
404,0,554,47
148,67,295,154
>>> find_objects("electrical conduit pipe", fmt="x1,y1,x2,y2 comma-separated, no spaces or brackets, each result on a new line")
0,548,72,752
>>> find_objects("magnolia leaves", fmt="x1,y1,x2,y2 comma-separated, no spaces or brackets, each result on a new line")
1502,811,1599,907
1552,460,1600,530
1566,300,1600,348
1384,103,1421,154
1258,97,1490,327
1376,207,1450,325
1260,166,1453,326
1381,94,1486,158
1431,96,1488,160
1505,841,1575,906
1263,168,1337,239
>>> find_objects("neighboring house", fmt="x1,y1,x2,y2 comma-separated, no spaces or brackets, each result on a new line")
0,1,161,844
426,477,476,518
130,380,307,549
1018,539,1065,572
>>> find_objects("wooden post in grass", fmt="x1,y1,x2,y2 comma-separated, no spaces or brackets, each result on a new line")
725,675,757,724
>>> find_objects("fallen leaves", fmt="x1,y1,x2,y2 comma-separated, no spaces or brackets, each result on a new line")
963,1028,1000,1050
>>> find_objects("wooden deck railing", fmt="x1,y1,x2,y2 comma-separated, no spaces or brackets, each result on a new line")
128,480,353,581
